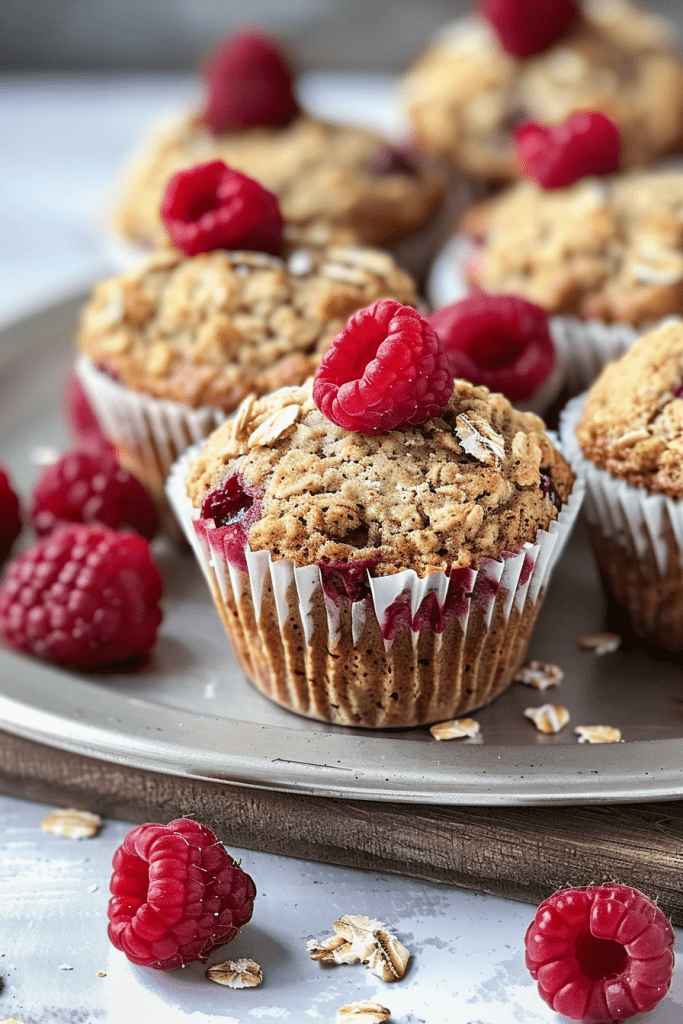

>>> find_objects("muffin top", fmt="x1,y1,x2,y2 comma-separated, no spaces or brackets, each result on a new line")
577,320,683,497
402,1,683,181
186,378,574,577
76,245,416,409
113,115,446,249
462,171,683,326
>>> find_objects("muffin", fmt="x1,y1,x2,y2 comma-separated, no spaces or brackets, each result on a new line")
76,243,416,532
402,0,683,183
560,320,683,652
110,32,448,281
168,322,580,728
430,169,683,391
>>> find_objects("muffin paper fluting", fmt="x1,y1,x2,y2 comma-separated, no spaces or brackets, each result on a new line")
167,443,584,728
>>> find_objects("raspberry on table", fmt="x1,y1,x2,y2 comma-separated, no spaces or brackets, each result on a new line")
0,523,163,670
515,112,621,190
30,448,158,540
482,0,579,58
429,294,555,403
204,30,299,134
108,818,256,970
64,369,110,452
0,464,22,566
161,160,284,258
525,883,675,1022
313,299,454,434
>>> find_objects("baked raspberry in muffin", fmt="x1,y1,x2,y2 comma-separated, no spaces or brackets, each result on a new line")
402,0,683,183
168,301,580,728
111,31,446,277
561,320,683,653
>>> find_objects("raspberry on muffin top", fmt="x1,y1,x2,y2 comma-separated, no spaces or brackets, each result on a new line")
76,244,416,410
576,320,683,497
185,376,574,578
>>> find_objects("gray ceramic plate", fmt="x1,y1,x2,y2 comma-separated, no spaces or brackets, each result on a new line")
1,296,683,805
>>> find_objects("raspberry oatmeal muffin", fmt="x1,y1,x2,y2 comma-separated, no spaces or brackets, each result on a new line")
76,243,416,531
561,320,683,652
111,32,447,278
168,300,580,728
402,0,683,183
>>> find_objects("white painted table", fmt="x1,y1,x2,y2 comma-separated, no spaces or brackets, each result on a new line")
0,76,682,1023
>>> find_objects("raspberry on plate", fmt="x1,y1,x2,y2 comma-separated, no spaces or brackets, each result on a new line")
429,294,555,403
161,160,284,258
30,448,158,540
525,883,675,1022
515,112,621,190
482,0,579,58
108,818,256,970
0,523,162,670
204,29,299,134
313,299,454,434
0,464,22,565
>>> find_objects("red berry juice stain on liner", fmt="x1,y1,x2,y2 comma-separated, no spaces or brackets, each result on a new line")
318,557,380,607
197,473,263,572
380,566,476,640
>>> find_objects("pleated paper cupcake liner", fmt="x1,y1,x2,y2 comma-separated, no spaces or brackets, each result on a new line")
166,442,584,728
560,394,683,651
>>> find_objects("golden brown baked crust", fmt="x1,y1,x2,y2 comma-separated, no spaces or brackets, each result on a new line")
76,245,416,409
113,114,446,248
402,1,683,181
186,378,574,576
462,172,683,325
577,320,683,497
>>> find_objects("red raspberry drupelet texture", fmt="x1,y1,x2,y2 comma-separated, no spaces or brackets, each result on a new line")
161,160,284,258
429,294,555,403
108,818,256,970
482,0,579,58
0,524,162,670
313,300,454,434
30,448,158,540
515,112,621,190
204,30,300,134
0,464,22,566
525,884,675,1023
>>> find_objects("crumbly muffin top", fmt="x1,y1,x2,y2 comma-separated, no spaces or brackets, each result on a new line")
186,378,574,576
577,320,683,497
76,245,416,409
402,0,683,181
113,114,446,248
462,171,683,326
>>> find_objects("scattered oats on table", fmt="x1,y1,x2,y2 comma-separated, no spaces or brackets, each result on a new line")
40,808,102,839
514,661,563,690
429,717,480,740
575,725,623,744
308,914,410,982
206,958,263,988
524,704,570,734
336,1000,391,1023
578,633,621,655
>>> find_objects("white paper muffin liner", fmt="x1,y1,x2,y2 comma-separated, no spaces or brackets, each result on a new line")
165,440,584,727
560,393,683,648
428,233,640,398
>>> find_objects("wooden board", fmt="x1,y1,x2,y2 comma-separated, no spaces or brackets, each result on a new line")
3,728,683,925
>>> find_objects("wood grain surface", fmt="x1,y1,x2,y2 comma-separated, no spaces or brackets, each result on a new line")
2,729,682,924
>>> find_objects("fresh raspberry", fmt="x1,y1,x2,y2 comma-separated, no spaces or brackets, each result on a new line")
30,449,158,540
313,300,454,435
429,294,555,403
161,160,283,258
0,524,162,670
204,30,299,134
108,818,256,970
515,112,621,190
64,369,110,452
482,0,579,58
525,884,675,1023
0,465,22,566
